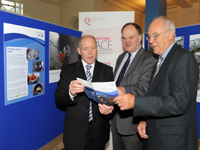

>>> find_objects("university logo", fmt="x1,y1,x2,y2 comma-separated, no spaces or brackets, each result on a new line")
84,17,91,26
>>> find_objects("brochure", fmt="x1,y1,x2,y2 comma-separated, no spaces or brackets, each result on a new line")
77,78,118,106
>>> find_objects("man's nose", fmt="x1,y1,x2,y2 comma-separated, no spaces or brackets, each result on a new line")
88,49,92,54
125,39,130,43
149,36,154,43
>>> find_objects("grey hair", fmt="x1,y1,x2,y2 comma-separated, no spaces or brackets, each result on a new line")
154,16,176,37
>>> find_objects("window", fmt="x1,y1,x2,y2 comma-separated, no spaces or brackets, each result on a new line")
0,0,23,15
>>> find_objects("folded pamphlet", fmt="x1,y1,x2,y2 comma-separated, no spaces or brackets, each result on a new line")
77,78,118,106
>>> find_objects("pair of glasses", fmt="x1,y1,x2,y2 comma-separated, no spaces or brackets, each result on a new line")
146,31,168,41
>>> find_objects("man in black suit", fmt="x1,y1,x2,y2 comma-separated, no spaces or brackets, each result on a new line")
114,16,199,150
55,35,114,150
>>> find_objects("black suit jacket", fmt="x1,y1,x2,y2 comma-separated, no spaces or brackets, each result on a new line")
134,43,199,150
55,60,114,150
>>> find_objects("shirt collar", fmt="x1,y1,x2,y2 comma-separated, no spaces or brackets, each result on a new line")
81,59,95,69
160,42,175,62
129,46,141,55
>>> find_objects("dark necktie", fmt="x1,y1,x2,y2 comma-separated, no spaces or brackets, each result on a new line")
116,53,131,87
86,65,93,123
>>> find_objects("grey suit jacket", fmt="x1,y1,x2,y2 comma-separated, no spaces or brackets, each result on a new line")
113,47,157,135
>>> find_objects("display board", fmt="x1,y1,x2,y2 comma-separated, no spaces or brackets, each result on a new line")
0,10,82,149
144,24,200,139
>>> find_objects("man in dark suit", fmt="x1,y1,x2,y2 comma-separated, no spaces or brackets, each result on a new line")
113,16,199,150
112,23,157,150
55,35,114,150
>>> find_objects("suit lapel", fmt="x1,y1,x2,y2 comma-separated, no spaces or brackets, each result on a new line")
123,47,144,79
75,61,87,80
92,60,101,82
114,52,126,77
149,44,178,94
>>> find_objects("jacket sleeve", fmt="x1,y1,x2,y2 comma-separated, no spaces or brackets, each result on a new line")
124,54,157,96
134,52,199,117
54,66,77,106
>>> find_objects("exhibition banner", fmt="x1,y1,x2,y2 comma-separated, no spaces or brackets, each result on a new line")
79,11,135,69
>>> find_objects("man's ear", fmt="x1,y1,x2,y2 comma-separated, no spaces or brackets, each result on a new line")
138,34,142,43
168,30,175,41
77,47,81,55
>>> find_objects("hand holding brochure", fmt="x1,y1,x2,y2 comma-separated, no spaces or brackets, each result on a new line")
77,78,118,106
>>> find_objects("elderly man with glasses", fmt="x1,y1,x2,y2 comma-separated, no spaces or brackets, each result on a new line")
114,16,199,150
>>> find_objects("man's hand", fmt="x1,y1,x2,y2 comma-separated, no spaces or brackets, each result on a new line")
117,87,126,95
137,121,148,139
113,94,135,110
69,80,84,95
98,104,114,115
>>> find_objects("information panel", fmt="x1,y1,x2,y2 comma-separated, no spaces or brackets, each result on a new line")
0,10,81,150
4,23,45,105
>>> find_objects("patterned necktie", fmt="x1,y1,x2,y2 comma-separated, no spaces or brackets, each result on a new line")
116,53,131,87
153,56,163,79
86,65,93,123
148,56,163,93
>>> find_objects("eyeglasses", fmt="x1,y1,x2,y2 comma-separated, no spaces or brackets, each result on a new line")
146,31,168,41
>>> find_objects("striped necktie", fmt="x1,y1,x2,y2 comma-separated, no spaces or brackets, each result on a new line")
86,65,93,123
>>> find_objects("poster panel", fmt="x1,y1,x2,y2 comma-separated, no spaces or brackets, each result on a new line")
189,34,200,104
0,10,82,150
79,11,135,69
4,23,45,105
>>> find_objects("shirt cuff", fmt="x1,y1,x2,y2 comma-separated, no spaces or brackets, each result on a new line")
69,90,76,101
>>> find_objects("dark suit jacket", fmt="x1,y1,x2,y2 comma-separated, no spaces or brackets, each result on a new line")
134,43,199,150
54,60,114,150
113,47,157,135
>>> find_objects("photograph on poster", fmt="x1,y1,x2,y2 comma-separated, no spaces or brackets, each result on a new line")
26,49,39,60
33,83,43,95
175,36,184,48
190,34,200,53
49,31,79,70
28,73,40,85
49,31,80,83
32,61,43,72
190,34,200,103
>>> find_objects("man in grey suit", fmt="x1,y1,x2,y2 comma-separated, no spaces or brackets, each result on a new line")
111,23,157,150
